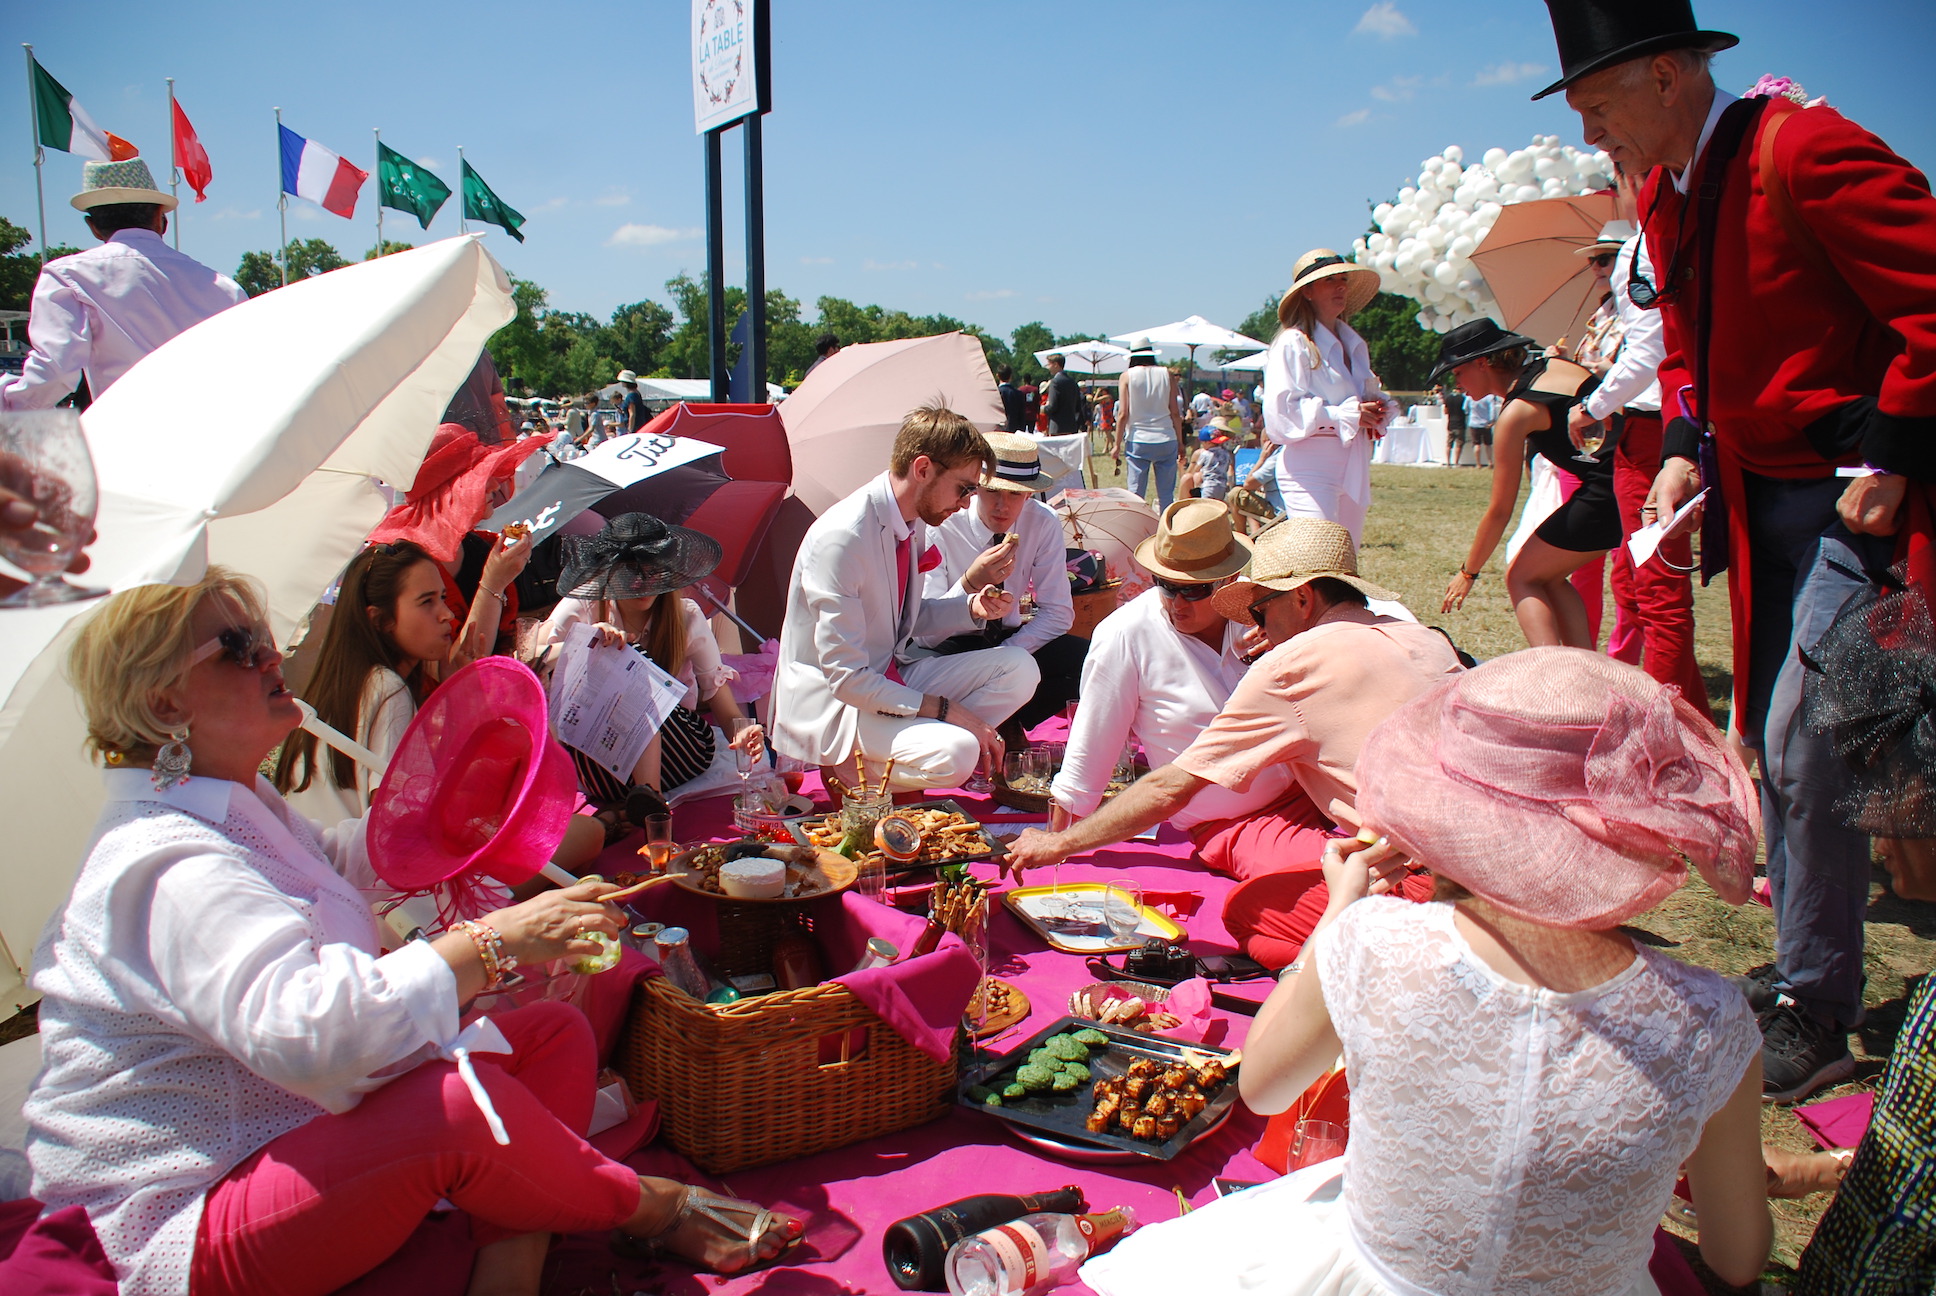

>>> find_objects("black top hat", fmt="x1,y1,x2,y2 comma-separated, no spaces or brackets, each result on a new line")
556,512,722,602
1532,0,1737,100
1428,319,1538,384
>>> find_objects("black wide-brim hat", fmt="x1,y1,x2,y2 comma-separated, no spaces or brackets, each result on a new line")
1428,319,1538,384
1532,0,1737,100
556,511,722,602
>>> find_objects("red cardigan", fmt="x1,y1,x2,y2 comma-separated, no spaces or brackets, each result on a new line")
1643,98,1936,481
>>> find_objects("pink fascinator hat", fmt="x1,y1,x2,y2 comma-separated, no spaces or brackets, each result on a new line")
1356,647,1758,929
367,657,577,895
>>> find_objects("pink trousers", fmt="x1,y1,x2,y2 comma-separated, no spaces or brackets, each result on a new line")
191,1002,641,1296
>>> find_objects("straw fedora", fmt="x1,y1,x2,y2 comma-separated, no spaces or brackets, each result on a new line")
1357,648,1758,928
1210,516,1396,622
1277,248,1380,326
1575,219,1638,256
70,158,177,213
616,369,639,385
980,431,1060,493
1134,498,1252,584
1127,337,1158,359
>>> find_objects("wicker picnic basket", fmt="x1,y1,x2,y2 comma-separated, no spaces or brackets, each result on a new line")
619,905,960,1173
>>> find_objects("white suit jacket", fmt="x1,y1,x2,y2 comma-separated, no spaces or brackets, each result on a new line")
771,473,978,765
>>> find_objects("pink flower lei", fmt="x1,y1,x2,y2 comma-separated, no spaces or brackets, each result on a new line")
1745,74,1828,108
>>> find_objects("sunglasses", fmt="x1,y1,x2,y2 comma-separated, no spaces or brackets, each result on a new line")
190,624,274,671
1153,576,1217,602
1586,252,1617,268
1247,588,1291,627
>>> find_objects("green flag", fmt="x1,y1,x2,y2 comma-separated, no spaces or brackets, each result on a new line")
461,160,525,243
376,143,450,230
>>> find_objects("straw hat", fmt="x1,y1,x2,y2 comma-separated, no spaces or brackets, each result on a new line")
980,431,1060,493
556,511,723,601
616,369,639,385
1357,648,1759,928
1576,219,1638,256
1127,337,1158,359
366,658,580,893
1210,517,1396,622
1278,248,1380,326
71,158,177,213
1134,498,1252,584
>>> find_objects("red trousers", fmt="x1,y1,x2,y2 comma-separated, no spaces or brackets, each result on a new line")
1190,786,1433,968
1606,412,1713,720
191,1002,641,1296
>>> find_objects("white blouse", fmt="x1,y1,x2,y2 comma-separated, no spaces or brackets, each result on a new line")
1315,898,1760,1296
540,595,735,712
25,771,458,1296
1262,321,1389,447
283,666,416,826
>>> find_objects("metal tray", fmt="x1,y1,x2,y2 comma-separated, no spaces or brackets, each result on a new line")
1003,883,1185,955
789,797,997,873
958,1015,1241,1162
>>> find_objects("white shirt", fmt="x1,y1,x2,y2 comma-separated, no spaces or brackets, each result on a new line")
0,228,248,409
1583,236,1666,419
1671,88,1739,196
26,771,457,1295
920,495,1073,653
540,595,736,711
1050,589,1292,828
283,666,416,826
1263,321,1389,509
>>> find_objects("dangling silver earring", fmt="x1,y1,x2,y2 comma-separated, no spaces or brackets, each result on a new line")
153,726,193,791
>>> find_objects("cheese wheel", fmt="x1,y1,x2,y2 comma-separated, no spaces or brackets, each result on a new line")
719,856,786,899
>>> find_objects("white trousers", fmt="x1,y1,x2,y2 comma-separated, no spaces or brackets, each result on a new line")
1275,434,1369,546
854,646,1038,789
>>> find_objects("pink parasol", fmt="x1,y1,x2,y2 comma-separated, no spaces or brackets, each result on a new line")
1054,488,1162,603
1468,192,1620,346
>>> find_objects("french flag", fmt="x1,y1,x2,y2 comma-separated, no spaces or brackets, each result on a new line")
278,124,368,219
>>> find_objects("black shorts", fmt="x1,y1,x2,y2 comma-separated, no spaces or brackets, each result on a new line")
1471,427,1494,446
1532,465,1622,553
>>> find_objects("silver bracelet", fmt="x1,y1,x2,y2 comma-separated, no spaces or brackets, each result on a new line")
1278,960,1305,980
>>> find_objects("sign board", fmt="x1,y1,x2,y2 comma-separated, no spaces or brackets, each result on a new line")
692,0,766,134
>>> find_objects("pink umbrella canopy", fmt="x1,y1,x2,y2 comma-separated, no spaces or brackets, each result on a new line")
777,333,1004,516
1468,192,1619,346
1054,488,1161,603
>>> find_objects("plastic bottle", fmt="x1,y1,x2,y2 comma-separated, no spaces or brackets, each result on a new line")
942,1206,1136,1296
882,1187,1086,1291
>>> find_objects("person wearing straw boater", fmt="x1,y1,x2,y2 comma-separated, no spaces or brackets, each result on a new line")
771,405,1037,792
1082,648,1772,1296
1047,499,1294,840
1,158,246,410
1535,0,1936,1102
1008,517,1461,968
918,432,1088,741
1261,249,1395,547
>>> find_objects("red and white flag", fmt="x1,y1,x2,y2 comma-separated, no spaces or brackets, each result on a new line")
277,124,367,219
172,98,212,202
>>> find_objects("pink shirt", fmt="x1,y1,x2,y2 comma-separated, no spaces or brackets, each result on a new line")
1174,608,1462,823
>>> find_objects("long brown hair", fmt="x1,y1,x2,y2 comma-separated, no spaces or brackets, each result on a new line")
604,590,689,680
273,541,439,794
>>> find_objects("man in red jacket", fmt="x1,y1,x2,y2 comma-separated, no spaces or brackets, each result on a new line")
1538,0,1936,1102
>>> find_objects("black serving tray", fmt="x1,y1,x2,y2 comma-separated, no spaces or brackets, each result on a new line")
956,1015,1241,1162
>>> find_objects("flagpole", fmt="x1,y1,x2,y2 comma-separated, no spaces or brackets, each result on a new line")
456,145,466,233
22,45,47,265
373,128,382,257
167,77,180,249
274,106,287,287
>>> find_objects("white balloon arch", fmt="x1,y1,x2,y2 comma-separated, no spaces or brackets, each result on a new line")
1351,136,1615,334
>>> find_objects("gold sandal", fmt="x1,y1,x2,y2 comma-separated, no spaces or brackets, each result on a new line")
620,1185,802,1275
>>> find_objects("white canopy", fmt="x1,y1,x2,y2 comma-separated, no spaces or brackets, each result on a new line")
0,236,514,1009
1034,340,1129,375
1109,315,1266,359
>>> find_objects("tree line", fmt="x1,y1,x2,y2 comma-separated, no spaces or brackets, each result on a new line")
1,218,1440,396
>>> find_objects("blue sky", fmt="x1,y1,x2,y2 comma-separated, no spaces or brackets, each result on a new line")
8,1,1932,341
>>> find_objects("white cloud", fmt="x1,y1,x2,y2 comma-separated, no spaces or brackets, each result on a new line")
863,258,918,271
594,191,631,207
534,196,570,213
1370,75,1421,102
208,206,261,221
1354,3,1415,38
799,255,834,264
1472,61,1548,86
416,156,442,170
965,288,1016,301
606,223,700,247
1334,107,1373,128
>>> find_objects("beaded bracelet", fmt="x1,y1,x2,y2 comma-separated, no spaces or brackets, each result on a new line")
455,920,518,988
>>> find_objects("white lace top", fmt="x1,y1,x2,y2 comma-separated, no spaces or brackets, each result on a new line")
26,771,458,1295
1316,899,1760,1296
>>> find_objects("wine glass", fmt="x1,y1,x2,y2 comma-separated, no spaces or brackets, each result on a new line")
1102,883,1144,947
1291,1118,1347,1169
1574,419,1606,464
0,410,105,607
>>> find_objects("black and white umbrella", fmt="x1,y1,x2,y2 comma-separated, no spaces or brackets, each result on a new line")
484,431,729,544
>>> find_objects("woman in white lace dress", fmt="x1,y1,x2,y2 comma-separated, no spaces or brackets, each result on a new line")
1083,648,1771,1296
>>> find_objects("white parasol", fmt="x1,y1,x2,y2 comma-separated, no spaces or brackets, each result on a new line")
1034,340,1130,375
0,235,514,1008
1053,487,1162,604
1110,316,1267,383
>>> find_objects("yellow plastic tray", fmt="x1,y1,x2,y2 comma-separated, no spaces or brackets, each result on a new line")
1002,882,1184,954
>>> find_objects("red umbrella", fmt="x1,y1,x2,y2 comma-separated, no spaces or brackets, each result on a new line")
1468,192,1619,346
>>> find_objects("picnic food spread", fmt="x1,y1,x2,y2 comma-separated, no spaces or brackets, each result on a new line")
802,804,992,870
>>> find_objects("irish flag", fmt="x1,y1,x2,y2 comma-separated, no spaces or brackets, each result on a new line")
278,124,368,219
30,56,136,162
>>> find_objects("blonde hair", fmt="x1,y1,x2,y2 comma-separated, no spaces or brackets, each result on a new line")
66,568,268,763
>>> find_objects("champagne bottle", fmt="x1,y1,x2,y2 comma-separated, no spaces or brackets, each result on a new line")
942,1207,1137,1296
882,1186,1086,1291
